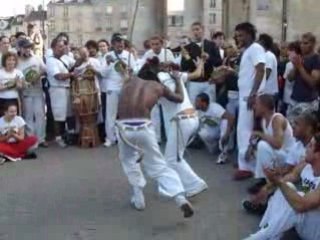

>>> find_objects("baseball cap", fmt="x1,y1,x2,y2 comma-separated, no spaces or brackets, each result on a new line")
17,39,34,48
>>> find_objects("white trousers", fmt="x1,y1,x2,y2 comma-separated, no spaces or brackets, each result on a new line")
198,119,228,153
188,81,215,105
151,104,162,142
237,98,255,171
22,94,46,143
105,90,121,143
165,116,207,193
49,87,72,122
249,186,320,240
116,119,185,198
255,141,288,179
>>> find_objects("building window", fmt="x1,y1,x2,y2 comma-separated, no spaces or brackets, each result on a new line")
50,6,55,17
50,20,55,32
106,6,113,15
106,17,112,30
209,13,216,24
63,6,69,17
120,19,128,29
168,15,183,27
210,0,216,8
64,22,69,32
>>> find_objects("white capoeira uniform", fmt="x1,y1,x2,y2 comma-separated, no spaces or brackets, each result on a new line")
18,55,46,144
140,48,176,142
246,164,320,240
198,102,229,154
255,113,295,179
116,118,189,208
157,72,208,197
237,43,266,172
46,56,74,122
102,50,137,144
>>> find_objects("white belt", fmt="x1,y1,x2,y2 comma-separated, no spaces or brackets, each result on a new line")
227,90,239,99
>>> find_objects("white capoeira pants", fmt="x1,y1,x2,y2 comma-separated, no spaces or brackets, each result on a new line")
188,81,216,105
237,98,255,172
116,119,185,198
255,141,288,179
105,90,121,143
198,119,228,153
22,94,46,143
248,185,320,240
165,116,207,194
151,104,162,142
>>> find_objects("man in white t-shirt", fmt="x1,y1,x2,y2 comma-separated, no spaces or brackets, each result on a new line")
46,39,75,147
17,39,47,147
195,93,235,164
140,35,176,143
102,34,137,147
258,34,278,96
234,22,266,180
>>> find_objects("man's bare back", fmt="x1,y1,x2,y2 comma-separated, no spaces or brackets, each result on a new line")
118,77,183,120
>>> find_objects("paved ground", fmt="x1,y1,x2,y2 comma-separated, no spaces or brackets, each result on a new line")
0,145,260,240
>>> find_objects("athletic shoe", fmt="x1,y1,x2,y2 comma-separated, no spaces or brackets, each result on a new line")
247,179,267,195
56,138,67,148
0,157,6,165
216,152,228,164
39,142,49,148
186,182,208,198
242,200,267,216
23,152,37,160
104,139,114,148
130,187,145,211
233,170,253,181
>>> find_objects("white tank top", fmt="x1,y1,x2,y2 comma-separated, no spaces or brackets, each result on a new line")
262,113,295,152
300,164,320,194
157,72,193,119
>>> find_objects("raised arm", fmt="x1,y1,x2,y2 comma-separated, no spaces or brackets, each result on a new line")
161,76,184,103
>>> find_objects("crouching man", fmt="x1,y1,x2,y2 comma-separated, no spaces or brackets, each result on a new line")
195,92,235,164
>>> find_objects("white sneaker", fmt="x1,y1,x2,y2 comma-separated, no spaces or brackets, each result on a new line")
186,182,208,198
0,157,6,165
104,139,114,147
216,152,228,164
56,137,67,148
130,186,145,211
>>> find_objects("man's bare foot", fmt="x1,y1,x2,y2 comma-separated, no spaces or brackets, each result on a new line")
180,202,194,218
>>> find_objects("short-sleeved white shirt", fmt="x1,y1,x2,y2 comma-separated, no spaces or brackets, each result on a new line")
0,116,26,143
264,51,278,95
238,43,266,98
158,72,192,117
199,102,226,126
17,55,46,96
283,62,294,104
285,140,306,166
0,68,24,99
46,57,70,88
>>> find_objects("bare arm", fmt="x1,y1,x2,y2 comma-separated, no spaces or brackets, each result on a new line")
278,180,320,213
54,73,74,81
162,77,184,103
11,127,25,141
260,115,285,150
251,63,265,95
187,59,204,81
297,67,320,87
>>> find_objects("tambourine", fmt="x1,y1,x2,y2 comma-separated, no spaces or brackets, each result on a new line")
114,60,127,73
4,79,17,89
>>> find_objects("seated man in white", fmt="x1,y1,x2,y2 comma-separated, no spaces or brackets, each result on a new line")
243,111,318,214
244,134,320,240
195,92,235,164
250,94,295,181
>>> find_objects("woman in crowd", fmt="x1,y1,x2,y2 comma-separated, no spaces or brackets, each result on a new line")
0,103,37,164
0,52,24,116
